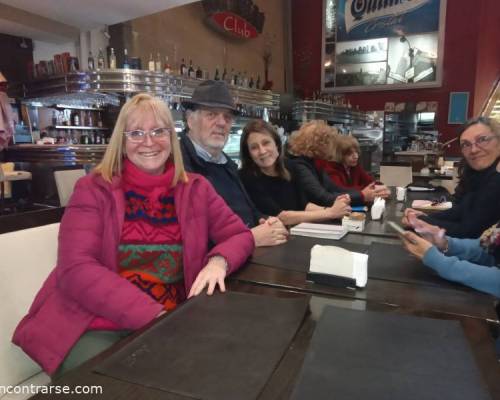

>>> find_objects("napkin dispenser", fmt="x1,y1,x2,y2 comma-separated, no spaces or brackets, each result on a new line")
306,245,368,288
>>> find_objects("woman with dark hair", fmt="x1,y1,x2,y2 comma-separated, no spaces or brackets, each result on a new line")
286,120,365,208
403,117,500,238
315,134,390,202
239,119,351,226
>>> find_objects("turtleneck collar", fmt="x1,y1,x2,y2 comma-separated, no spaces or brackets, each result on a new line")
122,158,175,190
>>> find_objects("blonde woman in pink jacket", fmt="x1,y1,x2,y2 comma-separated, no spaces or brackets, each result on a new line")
13,94,254,376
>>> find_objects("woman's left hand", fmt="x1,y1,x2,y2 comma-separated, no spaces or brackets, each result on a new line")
188,257,228,298
401,231,433,260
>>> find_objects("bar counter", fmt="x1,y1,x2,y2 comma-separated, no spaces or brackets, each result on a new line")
5,144,106,165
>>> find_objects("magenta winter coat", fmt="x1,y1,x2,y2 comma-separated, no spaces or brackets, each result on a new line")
13,171,254,374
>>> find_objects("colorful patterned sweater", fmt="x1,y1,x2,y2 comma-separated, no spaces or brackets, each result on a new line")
117,159,186,311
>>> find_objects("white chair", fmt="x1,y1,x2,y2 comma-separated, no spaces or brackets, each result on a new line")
379,163,413,187
0,223,60,397
54,169,85,207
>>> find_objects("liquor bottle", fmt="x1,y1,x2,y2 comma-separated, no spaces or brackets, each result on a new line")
232,70,238,86
72,110,80,126
155,52,162,72
242,71,248,87
94,131,102,144
248,76,254,88
188,60,195,78
180,58,187,76
214,67,220,81
80,131,89,144
164,56,171,74
97,49,105,69
148,53,155,71
109,48,117,69
122,48,130,69
222,67,227,82
97,112,103,128
256,75,261,89
196,65,203,79
87,51,95,71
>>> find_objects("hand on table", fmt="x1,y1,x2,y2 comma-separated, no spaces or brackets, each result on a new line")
188,256,228,298
328,195,352,219
401,208,426,227
401,231,433,260
253,217,288,247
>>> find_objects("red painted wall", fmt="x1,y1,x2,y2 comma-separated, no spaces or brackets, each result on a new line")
291,0,500,154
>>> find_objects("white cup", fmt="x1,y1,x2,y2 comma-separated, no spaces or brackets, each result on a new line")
396,186,407,202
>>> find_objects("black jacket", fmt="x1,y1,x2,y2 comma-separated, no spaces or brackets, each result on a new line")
420,161,500,238
179,133,263,227
287,155,364,207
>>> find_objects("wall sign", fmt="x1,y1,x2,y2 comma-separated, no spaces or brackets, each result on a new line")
202,0,265,40
322,0,447,92
448,92,469,124
209,12,258,39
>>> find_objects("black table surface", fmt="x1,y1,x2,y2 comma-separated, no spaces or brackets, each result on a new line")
32,284,500,400
237,234,497,321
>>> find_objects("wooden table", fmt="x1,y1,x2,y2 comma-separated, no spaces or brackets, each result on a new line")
33,284,500,400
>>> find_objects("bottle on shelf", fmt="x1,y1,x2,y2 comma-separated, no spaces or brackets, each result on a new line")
87,51,95,71
256,75,261,89
97,113,103,128
249,76,254,88
222,67,227,82
242,71,248,87
155,52,162,72
72,110,80,126
87,111,93,127
196,65,203,79
232,70,238,86
164,56,171,74
109,48,117,69
188,60,195,78
97,49,105,69
51,110,58,126
123,48,130,69
148,53,155,71
80,131,90,145
214,67,220,81
180,58,187,76
94,131,102,144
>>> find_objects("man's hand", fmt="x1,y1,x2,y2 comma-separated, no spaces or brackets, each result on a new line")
188,256,227,298
252,217,288,247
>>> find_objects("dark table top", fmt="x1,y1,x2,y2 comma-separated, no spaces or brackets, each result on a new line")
35,284,500,400
234,233,497,321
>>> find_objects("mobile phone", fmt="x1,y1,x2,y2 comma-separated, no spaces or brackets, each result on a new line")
387,221,406,235
387,221,418,244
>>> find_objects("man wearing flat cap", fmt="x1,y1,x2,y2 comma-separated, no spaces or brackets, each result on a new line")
180,80,288,247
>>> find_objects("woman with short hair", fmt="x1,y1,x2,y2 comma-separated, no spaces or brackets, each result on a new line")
315,134,390,202
287,120,365,207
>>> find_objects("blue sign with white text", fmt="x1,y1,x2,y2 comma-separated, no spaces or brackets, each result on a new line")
336,0,441,41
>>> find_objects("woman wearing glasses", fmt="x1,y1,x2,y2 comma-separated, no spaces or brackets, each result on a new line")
13,94,254,376
403,117,500,238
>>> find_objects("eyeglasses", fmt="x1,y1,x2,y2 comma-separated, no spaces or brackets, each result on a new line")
124,127,172,143
459,135,497,152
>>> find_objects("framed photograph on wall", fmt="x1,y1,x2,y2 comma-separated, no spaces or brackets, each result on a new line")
321,0,447,92
448,92,469,124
